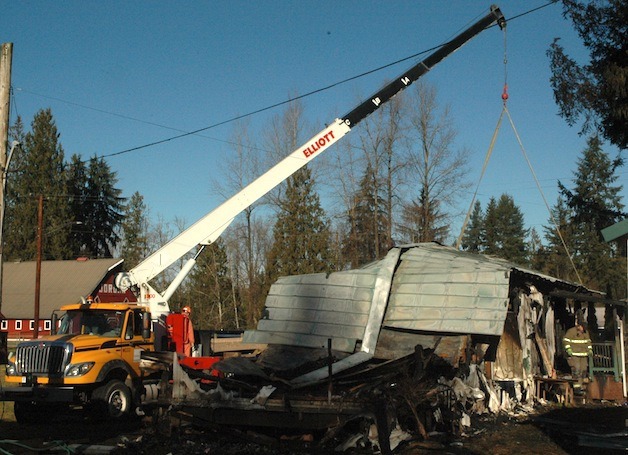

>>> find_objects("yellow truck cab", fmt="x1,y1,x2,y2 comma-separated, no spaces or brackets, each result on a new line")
2,301,154,423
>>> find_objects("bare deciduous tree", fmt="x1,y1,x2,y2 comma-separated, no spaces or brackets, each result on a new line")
210,119,269,327
399,81,471,243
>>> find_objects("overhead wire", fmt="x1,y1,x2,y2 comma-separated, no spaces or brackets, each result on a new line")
9,1,559,163
455,109,505,250
101,45,444,159
13,44,444,161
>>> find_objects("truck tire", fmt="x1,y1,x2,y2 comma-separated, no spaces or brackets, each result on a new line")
91,379,132,419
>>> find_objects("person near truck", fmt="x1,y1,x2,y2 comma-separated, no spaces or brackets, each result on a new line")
562,315,592,390
182,306,195,356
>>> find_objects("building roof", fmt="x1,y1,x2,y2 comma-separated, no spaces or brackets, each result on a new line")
601,218,628,243
1,258,124,319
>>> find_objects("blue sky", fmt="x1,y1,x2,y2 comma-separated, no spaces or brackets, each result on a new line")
3,1,626,243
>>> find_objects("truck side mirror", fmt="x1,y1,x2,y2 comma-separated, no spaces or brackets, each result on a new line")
142,312,152,340
51,313,58,335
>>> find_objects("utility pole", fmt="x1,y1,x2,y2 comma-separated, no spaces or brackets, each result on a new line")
0,43,14,314
34,195,43,339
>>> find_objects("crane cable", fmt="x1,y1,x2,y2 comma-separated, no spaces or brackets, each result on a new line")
502,104,583,284
455,27,508,250
454,109,505,250
455,21,584,285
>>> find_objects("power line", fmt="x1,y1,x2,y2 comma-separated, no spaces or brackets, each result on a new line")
12,87,274,157
12,1,560,162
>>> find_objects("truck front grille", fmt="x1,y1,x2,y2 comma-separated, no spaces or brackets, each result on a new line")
15,342,72,376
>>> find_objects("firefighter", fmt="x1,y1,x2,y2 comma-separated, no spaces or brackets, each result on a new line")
182,306,195,357
562,315,592,390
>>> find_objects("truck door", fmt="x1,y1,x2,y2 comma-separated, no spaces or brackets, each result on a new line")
119,309,149,375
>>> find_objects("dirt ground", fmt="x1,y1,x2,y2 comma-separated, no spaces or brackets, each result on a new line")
0,401,626,454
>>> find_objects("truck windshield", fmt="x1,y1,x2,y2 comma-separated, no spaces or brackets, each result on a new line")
58,310,124,337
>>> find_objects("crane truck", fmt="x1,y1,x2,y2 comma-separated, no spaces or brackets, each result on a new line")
1,6,505,423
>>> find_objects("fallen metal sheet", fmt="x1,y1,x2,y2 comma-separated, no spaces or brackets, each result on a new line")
245,244,599,357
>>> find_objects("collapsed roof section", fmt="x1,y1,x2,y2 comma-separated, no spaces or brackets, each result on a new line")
244,243,593,360
160,243,617,447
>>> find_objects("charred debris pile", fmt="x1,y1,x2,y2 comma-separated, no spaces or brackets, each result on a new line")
141,243,624,454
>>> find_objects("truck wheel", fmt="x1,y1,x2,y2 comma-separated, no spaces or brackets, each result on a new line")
91,379,132,419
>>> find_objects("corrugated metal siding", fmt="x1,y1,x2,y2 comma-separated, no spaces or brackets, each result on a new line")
243,269,380,352
383,245,510,335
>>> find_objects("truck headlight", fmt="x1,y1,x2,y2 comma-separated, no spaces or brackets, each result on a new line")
5,353,17,376
5,361,17,376
65,362,95,377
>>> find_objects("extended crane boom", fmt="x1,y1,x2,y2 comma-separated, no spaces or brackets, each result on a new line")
116,6,505,317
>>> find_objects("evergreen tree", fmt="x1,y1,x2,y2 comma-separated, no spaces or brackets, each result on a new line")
120,192,150,270
66,154,89,256
399,188,448,243
483,197,499,256
557,136,625,296
460,200,484,253
6,111,129,262
4,109,70,260
4,116,26,256
528,227,549,272
559,136,624,231
79,156,125,258
543,196,579,282
548,0,628,149
483,194,529,264
185,240,238,330
266,167,333,283
343,163,390,268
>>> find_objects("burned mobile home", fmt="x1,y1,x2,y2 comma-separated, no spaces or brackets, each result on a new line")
146,243,625,451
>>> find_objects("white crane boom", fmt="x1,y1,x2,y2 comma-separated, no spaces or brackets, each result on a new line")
115,6,506,317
